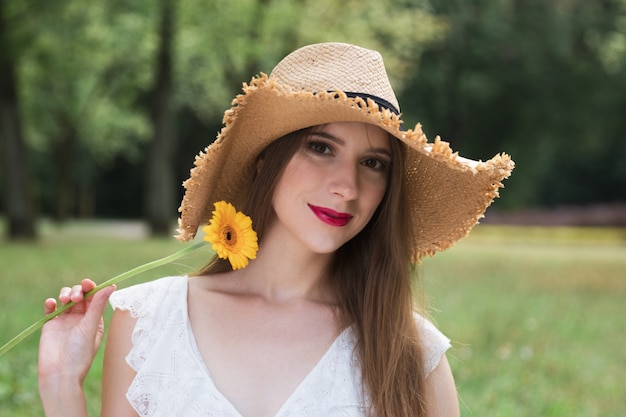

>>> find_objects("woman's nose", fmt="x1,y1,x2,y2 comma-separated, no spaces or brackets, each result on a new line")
329,162,358,200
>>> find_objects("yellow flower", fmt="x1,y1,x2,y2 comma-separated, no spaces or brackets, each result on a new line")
202,201,259,270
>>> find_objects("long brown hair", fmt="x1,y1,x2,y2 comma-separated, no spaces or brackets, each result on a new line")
198,126,427,416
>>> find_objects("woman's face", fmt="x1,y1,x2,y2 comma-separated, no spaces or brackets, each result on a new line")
270,122,391,255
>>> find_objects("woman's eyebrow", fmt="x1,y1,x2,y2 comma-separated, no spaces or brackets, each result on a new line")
310,131,392,158
310,131,345,145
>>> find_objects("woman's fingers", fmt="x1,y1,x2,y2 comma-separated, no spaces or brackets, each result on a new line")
43,298,57,315
70,284,84,303
58,287,72,305
80,278,97,294
66,284,117,352
55,279,101,314
85,285,116,328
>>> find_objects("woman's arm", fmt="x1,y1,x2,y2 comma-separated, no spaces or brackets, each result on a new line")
424,353,460,417
38,279,116,417
101,309,139,416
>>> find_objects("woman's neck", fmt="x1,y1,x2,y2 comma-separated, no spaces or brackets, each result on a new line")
222,220,335,303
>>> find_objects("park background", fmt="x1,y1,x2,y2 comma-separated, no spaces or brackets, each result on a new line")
1,0,625,416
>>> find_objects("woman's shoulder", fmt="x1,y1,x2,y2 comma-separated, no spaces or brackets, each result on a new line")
107,276,191,374
413,313,452,377
109,275,188,318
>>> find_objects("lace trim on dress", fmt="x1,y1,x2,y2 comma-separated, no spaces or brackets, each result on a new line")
415,313,452,376
109,276,184,372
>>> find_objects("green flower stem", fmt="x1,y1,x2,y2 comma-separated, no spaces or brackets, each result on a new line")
0,241,206,358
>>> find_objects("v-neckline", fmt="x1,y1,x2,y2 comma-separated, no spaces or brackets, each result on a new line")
182,277,351,417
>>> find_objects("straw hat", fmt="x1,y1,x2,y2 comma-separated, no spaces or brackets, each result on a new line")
176,42,514,261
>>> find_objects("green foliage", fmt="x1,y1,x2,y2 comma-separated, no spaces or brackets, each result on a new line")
3,0,446,220
400,0,626,209
176,0,446,120
19,1,154,162
3,0,625,221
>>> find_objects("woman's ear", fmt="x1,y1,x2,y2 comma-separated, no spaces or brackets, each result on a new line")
256,153,265,174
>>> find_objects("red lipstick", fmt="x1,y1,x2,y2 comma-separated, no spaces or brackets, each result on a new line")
308,204,353,227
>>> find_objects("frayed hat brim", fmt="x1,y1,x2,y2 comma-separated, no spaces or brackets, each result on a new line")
176,72,514,261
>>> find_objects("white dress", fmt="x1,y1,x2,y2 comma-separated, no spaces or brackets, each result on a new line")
109,276,451,417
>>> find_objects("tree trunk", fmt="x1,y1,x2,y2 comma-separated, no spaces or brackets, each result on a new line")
53,116,76,222
0,4,37,240
146,0,176,236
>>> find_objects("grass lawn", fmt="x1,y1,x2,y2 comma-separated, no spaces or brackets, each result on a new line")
1,222,625,416
421,226,626,417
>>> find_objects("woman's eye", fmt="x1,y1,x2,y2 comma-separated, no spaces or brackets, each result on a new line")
307,141,332,155
363,158,387,171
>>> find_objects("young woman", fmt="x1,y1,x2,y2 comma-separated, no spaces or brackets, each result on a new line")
38,43,514,417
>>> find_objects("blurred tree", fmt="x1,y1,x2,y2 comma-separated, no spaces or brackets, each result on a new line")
4,0,626,229
177,0,445,117
400,0,626,210
4,0,445,228
18,1,153,221
0,1,36,240
145,0,176,236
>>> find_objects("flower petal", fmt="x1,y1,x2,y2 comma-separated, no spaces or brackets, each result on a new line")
202,201,258,270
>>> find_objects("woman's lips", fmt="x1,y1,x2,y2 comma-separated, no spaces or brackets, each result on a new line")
308,204,353,227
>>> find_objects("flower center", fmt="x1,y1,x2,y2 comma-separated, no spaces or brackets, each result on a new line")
222,226,236,246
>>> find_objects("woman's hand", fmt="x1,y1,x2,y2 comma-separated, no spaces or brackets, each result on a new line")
38,279,115,416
